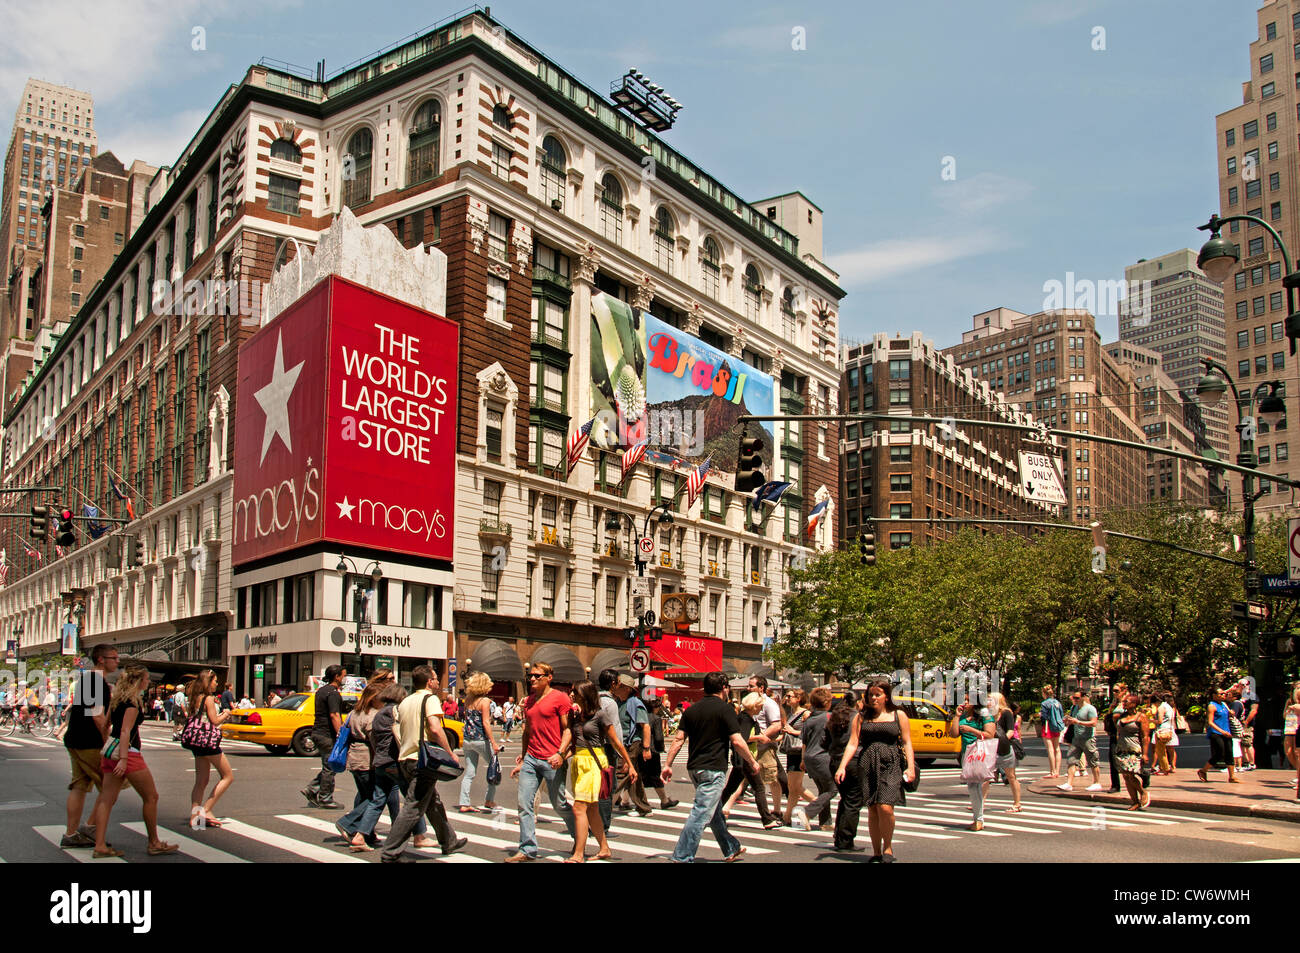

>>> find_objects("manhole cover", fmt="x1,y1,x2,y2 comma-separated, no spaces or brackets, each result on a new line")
1202,825,1273,835
0,800,46,812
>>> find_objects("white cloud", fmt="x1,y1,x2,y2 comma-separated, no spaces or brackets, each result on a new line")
829,231,1002,287
103,108,212,169
0,0,284,165
933,172,1035,216
714,23,801,53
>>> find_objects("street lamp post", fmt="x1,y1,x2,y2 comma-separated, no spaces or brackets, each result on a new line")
335,555,384,678
605,502,675,692
1194,357,1287,766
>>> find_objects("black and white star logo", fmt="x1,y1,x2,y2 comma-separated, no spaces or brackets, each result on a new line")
254,330,305,466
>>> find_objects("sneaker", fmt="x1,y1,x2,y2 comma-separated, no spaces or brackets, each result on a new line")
60,831,95,848
660,799,680,809
300,788,320,805
793,807,809,831
1056,783,1073,791
316,800,344,810
441,836,469,856
1085,783,1104,791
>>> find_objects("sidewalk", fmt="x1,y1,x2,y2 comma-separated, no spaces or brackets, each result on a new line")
1030,766,1300,823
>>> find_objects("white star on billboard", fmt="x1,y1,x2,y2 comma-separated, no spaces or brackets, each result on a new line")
337,497,355,520
254,331,305,465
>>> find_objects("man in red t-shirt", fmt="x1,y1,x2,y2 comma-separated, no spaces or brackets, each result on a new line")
505,661,576,861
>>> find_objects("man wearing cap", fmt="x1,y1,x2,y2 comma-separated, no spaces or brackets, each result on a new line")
611,673,654,815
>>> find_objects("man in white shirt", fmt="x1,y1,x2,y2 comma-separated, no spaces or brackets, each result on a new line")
380,665,466,862
748,675,786,817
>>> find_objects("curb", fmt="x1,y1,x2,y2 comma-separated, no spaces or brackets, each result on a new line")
1030,782,1300,824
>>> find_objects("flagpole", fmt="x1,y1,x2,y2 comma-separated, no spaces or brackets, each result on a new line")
104,462,146,516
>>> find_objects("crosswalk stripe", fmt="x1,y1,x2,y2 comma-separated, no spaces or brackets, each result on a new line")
280,814,490,863
526,805,777,854
722,804,961,840
546,805,836,848
219,818,366,863
984,798,1183,824
452,809,682,857
34,825,125,862
120,823,249,863
887,805,1062,834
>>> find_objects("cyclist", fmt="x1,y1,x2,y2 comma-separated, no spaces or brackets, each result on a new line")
17,681,42,731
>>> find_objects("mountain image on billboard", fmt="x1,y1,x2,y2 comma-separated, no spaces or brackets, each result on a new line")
589,291,774,470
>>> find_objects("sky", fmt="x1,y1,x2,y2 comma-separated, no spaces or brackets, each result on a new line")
0,0,1262,349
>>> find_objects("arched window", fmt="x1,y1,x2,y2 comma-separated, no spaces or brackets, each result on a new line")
270,138,301,163
341,128,373,209
492,104,513,129
743,264,762,320
653,207,674,274
599,173,623,243
540,135,567,210
701,237,720,298
407,100,441,187
781,286,797,339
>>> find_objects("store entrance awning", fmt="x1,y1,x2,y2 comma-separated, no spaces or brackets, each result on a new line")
528,644,585,685
464,638,524,683
589,649,630,675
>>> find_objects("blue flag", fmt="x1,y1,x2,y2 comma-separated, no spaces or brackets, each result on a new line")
753,480,794,507
82,504,108,539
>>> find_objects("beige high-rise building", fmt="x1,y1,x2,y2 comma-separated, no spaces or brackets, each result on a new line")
0,79,98,414
1120,249,1228,461
1215,1,1300,512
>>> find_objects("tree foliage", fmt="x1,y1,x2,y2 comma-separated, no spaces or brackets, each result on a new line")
770,505,1296,709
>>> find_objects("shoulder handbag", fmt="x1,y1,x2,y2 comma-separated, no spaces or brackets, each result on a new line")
415,694,463,782
779,709,808,755
326,713,353,774
895,711,920,792
180,696,222,751
584,745,615,800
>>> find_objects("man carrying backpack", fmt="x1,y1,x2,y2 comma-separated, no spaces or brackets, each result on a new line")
612,675,654,815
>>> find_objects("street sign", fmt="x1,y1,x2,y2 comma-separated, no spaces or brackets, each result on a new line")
1230,601,1269,622
629,649,650,674
1018,451,1067,505
1101,628,1118,652
253,664,264,676
1290,518,1300,581
637,536,656,558
376,656,394,670
358,622,373,638
642,610,657,628
1261,574,1300,596
631,576,650,598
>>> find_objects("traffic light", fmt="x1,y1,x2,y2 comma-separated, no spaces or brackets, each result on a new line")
127,535,145,568
29,504,48,542
646,626,664,642
858,532,876,566
735,428,765,494
106,534,123,568
56,508,75,547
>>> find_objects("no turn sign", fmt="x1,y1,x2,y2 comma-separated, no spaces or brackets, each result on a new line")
630,649,650,674
638,536,656,558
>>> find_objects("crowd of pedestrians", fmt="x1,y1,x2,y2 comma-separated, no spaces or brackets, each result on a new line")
53,643,1300,861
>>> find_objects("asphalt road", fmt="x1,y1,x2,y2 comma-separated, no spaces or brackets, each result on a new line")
3,725,1299,864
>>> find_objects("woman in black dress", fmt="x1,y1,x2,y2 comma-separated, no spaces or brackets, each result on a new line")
834,679,915,863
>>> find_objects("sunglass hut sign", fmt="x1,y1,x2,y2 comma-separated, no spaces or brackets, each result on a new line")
233,276,459,566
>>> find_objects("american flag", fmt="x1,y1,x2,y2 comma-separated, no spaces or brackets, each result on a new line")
686,455,713,508
620,440,648,484
0,563,8,587
55,544,65,559
21,538,42,564
806,499,830,536
565,418,595,478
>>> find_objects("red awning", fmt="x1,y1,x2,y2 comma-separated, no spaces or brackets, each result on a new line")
650,634,723,678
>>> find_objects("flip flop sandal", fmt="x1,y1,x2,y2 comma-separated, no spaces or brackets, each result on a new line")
349,842,374,852
147,843,179,855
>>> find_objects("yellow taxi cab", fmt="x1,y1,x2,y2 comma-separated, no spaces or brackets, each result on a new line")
895,695,962,765
222,693,465,756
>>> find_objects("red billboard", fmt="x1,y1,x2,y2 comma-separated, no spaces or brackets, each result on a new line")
233,276,458,566
651,633,723,678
